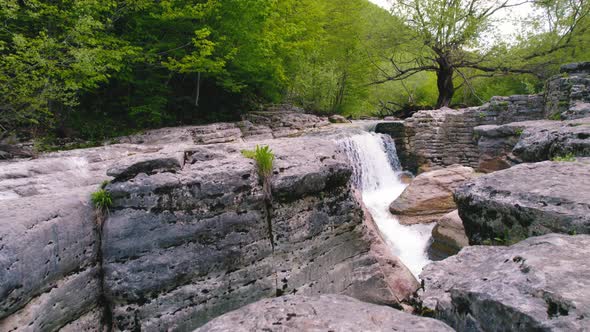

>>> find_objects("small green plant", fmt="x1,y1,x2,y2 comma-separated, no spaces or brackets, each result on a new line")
549,112,563,121
91,189,112,211
242,145,275,177
478,112,486,119
552,153,576,162
515,128,524,136
558,100,570,107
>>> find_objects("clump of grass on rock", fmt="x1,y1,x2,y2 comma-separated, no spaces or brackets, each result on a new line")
552,153,576,162
241,145,275,178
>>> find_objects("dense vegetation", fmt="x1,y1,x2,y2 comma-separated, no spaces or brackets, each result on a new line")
1,0,589,143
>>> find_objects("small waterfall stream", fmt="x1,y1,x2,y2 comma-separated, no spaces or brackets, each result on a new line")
340,131,434,277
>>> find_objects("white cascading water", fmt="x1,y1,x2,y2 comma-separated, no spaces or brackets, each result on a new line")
340,132,434,277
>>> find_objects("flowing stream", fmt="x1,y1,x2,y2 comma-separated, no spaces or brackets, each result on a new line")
340,131,434,277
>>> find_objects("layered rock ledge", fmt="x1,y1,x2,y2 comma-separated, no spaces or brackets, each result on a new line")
475,117,590,172
455,159,590,245
197,294,454,332
420,234,590,332
101,136,417,330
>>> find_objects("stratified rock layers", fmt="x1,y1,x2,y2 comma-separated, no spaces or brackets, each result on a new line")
455,159,590,245
420,234,590,332
101,137,418,331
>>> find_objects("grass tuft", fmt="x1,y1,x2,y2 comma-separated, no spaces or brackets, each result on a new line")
552,153,576,162
91,189,112,211
242,145,275,177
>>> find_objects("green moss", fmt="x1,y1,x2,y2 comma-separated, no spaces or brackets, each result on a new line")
91,189,112,211
552,153,576,162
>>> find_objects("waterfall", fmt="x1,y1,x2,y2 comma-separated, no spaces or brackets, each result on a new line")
340,132,433,277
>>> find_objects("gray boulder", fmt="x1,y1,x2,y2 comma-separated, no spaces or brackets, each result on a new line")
420,234,590,332
474,118,590,172
196,295,454,332
455,159,590,245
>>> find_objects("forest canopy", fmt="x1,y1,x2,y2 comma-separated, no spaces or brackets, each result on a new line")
1,0,589,142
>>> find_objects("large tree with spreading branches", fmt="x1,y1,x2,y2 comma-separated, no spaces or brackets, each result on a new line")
373,0,590,108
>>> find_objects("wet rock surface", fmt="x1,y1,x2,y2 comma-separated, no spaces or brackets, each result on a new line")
428,210,469,260
389,165,475,225
455,159,590,245
420,234,590,332
196,294,454,332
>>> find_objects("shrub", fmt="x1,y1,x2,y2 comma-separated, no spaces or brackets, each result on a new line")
242,145,275,177
552,153,576,162
91,189,112,211
515,128,524,136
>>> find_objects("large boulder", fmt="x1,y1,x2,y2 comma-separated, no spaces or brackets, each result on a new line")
102,136,419,331
419,234,590,332
0,188,102,331
196,295,454,332
428,210,469,260
390,165,475,225
455,159,590,245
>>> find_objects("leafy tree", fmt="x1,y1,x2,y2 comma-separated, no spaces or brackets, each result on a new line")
372,0,590,108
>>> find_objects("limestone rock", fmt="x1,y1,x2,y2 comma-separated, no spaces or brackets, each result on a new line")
106,150,185,181
513,118,590,162
455,159,590,245
428,210,469,260
419,234,590,332
545,62,590,120
196,295,455,332
0,188,101,331
102,136,419,331
389,165,475,225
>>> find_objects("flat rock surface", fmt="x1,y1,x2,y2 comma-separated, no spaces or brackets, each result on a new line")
196,295,454,332
420,234,590,332
455,159,590,244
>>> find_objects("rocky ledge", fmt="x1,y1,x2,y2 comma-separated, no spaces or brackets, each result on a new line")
101,136,418,331
420,234,590,332
475,117,590,172
197,294,454,332
455,159,590,245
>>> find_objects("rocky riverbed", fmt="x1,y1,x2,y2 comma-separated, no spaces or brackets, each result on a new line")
2,63,590,332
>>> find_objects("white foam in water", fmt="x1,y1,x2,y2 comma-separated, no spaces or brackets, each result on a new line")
340,132,434,278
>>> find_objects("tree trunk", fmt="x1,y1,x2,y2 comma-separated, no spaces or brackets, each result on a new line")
435,56,454,108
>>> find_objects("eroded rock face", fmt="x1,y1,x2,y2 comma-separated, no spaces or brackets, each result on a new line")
0,188,102,331
474,118,590,172
455,159,590,245
420,234,590,332
196,294,454,332
101,136,418,331
428,210,469,260
545,62,590,120
389,165,475,225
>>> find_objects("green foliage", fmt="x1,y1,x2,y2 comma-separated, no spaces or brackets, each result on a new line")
2,0,590,139
552,153,576,162
515,129,524,136
549,112,564,121
91,189,112,211
242,145,275,177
